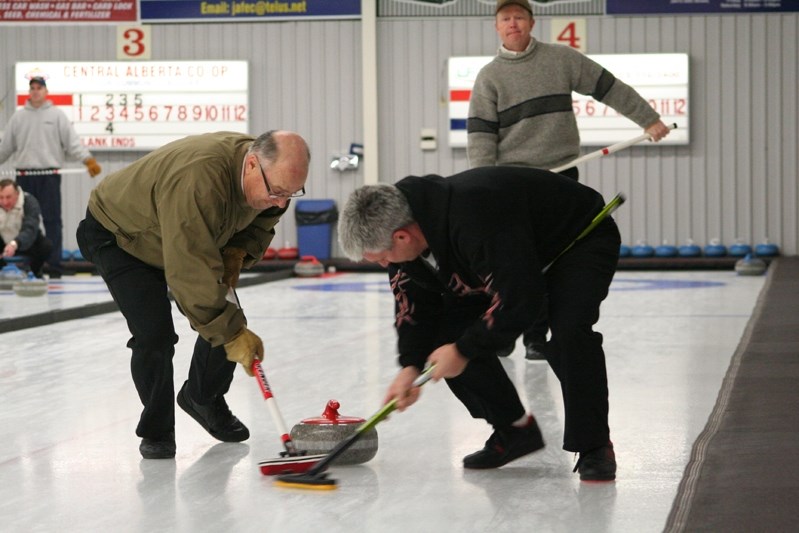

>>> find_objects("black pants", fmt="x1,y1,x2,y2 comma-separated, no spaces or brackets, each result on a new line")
17,171,63,272
449,217,619,453
446,354,528,429
1,232,52,276
76,210,236,440
544,219,619,451
522,166,579,346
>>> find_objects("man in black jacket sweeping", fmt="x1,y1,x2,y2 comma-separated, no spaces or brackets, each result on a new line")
337,166,620,481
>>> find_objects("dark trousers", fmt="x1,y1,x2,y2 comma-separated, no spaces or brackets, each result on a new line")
543,219,619,452
17,172,63,272
76,210,236,440
0,233,52,276
446,354,528,429
448,217,618,452
522,166,580,346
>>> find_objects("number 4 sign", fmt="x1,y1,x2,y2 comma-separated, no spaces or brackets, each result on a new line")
551,18,586,53
117,26,152,60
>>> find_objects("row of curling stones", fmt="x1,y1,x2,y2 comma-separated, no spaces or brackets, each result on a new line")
620,239,780,258
289,400,378,465
0,266,48,296
263,242,299,260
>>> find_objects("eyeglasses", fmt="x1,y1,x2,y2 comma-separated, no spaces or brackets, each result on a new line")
255,157,305,199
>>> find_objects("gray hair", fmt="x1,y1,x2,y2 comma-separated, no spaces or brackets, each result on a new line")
249,130,311,164
338,184,415,260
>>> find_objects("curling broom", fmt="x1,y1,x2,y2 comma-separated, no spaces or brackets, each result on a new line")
549,123,677,173
253,360,328,475
274,365,436,490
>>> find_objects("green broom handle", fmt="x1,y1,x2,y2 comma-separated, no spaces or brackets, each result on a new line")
356,365,436,434
542,193,626,273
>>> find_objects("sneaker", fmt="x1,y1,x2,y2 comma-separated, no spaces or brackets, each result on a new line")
177,383,250,442
495,344,515,358
140,432,176,459
524,341,547,362
573,442,616,481
463,416,545,469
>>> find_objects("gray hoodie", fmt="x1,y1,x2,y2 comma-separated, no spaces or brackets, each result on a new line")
0,99,91,168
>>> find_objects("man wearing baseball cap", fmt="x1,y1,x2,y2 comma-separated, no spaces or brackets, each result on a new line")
0,75,102,277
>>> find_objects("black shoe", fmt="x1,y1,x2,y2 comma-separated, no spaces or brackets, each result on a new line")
177,383,250,442
495,344,515,358
524,341,547,361
463,416,545,469
140,432,176,459
573,442,616,481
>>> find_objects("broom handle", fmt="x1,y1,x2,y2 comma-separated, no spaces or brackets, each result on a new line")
306,365,436,475
0,168,88,176
252,360,299,454
542,193,626,274
550,123,677,173
357,365,436,434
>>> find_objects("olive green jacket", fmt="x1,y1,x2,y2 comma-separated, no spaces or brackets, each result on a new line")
88,131,287,345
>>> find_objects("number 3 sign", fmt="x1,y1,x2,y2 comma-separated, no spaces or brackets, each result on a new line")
550,18,586,53
117,26,152,60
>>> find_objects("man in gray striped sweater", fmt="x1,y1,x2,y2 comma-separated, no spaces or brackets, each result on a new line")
468,0,670,361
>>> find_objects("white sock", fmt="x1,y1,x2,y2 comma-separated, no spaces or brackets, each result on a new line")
512,413,531,428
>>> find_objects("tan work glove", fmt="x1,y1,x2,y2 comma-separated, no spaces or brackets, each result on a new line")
84,157,102,177
224,326,264,376
222,247,247,288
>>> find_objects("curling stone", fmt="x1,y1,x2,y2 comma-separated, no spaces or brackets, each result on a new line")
678,239,702,258
619,244,631,258
290,400,378,465
262,247,277,260
0,264,25,290
755,240,779,258
735,253,767,276
655,241,678,258
13,272,48,297
631,241,655,258
728,240,753,258
704,239,727,258
293,255,325,277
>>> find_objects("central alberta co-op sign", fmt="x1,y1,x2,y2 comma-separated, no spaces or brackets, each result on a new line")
448,53,690,147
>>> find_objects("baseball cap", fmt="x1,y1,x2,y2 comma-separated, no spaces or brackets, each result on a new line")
29,76,47,88
496,0,533,15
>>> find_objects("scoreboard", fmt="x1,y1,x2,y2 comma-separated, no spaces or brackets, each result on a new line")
14,61,248,151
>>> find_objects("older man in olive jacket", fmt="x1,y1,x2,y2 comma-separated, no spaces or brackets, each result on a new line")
77,130,310,459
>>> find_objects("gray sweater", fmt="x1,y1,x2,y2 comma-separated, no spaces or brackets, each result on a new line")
0,100,91,168
467,38,660,170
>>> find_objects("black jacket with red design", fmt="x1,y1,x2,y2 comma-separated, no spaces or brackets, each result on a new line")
389,166,608,370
